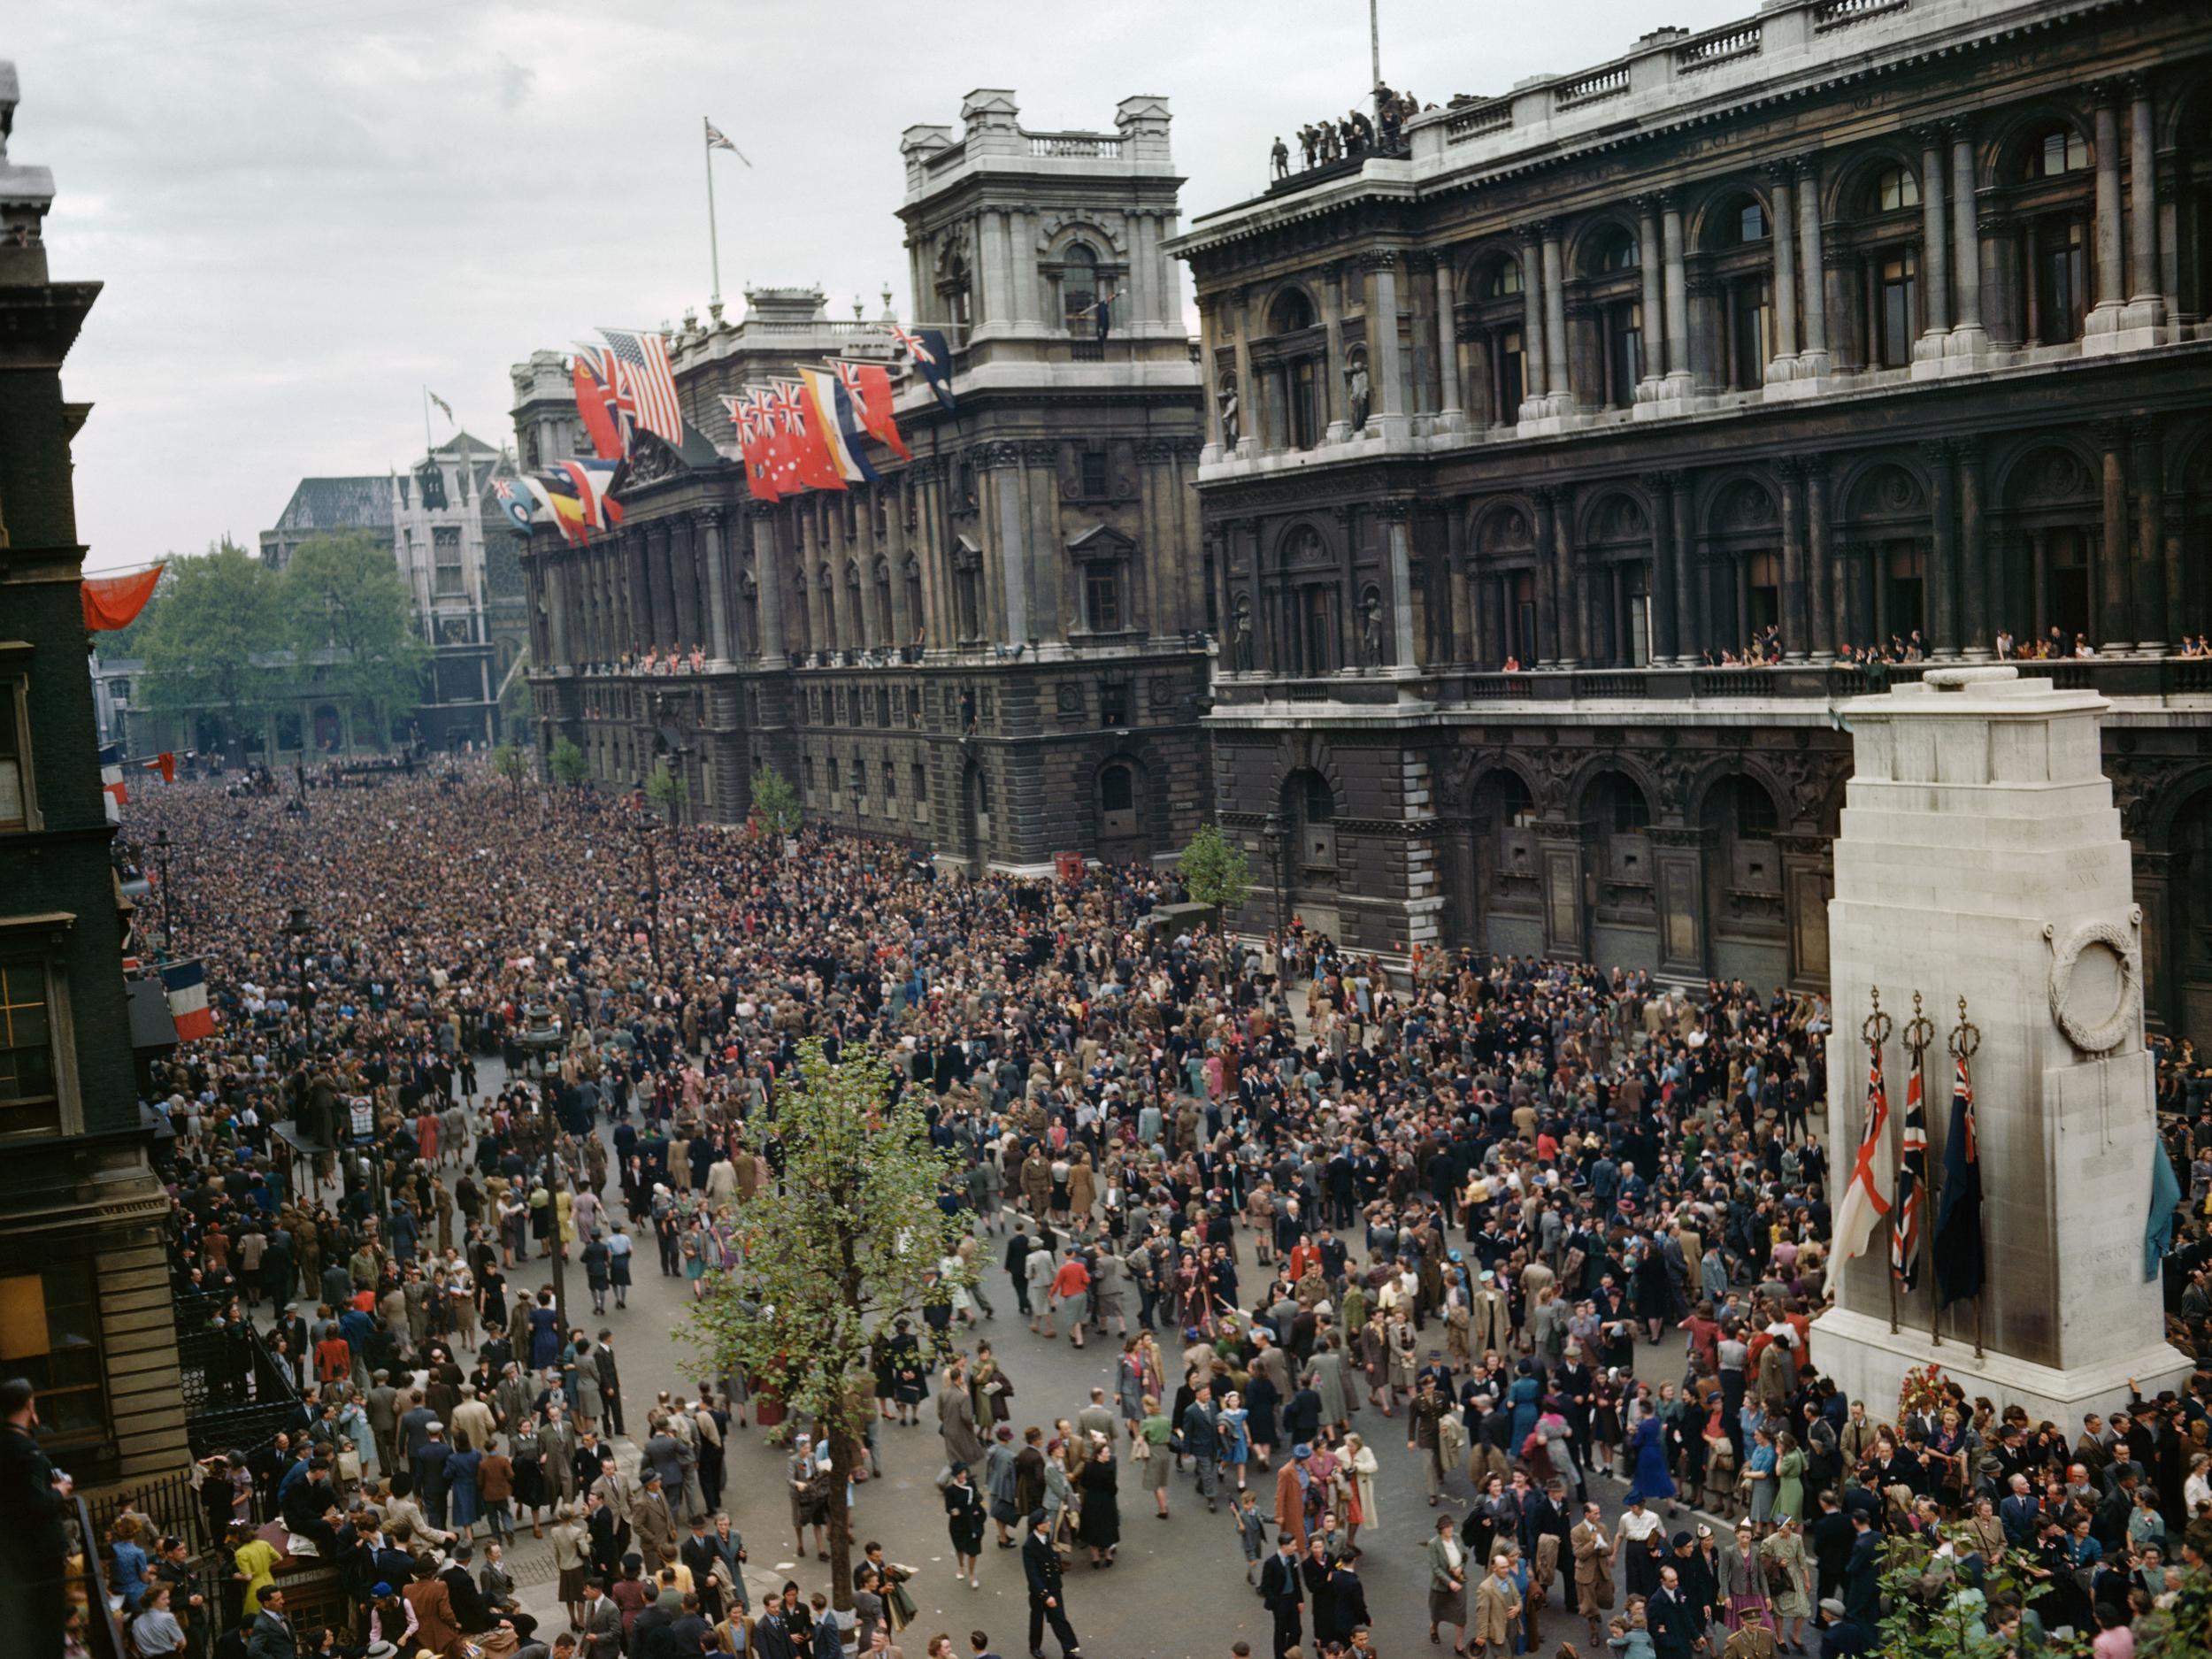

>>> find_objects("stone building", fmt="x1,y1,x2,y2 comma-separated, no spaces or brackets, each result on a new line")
519,91,1212,870
260,435,532,750
1166,0,2212,1042
0,63,189,1494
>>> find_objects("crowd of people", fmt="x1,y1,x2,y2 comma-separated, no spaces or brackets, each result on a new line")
26,761,2212,1659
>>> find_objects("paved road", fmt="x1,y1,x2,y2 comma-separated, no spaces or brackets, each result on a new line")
412,1058,1714,1659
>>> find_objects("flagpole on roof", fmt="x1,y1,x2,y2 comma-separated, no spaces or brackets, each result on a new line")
703,117,723,308
422,385,434,456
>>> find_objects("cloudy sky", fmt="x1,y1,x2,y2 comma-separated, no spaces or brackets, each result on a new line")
19,0,1747,573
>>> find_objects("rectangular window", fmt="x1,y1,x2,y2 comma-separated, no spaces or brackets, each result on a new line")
1607,302,1643,409
912,762,928,803
1878,252,1917,368
0,1263,106,1452
0,684,25,832
1084,568,1121,634
883,761,896,800
1288,358,1319,450
1731,278,1772,390
1080,449,1110,498
1496,329,1525,419
0,960,59,1137
433,526,465,598
1099,681,1129,726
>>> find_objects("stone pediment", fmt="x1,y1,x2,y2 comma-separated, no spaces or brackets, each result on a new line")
1065,523,1136,560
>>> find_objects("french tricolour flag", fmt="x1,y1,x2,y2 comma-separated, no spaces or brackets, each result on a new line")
161,957,216,1041
99,744,127,820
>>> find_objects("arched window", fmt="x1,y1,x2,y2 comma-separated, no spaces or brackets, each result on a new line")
1594,227,1640,272
1061,242,1097,334
1584,227,1645,407
1733,778,1778,838
1468,255,1528,423
1100,764,1134,813
2018,124,2091,182
1870,164,1920,212
1587,771,1652,834
1302,772,1334,824
1482,258,1523,298
1268,288,1317,334
1734,200,1769,244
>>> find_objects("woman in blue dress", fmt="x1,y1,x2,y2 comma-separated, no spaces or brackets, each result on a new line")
446,1433,483,1537
1507,1361,1542,1453
1624,1409,1676,1507
1218,1392,1252,1493
527,1293,561,1370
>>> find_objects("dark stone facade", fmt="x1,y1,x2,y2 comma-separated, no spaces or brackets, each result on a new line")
1170,0,2212,1045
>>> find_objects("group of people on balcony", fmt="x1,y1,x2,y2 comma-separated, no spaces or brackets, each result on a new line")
1271,86,1426,180
586,647,710,678
1486,618,2208,674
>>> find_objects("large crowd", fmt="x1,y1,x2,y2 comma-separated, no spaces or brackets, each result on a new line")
19,760,2212,1659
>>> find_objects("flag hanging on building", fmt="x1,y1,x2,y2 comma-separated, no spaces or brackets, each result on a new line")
572,354,630,461
98,743,127,820
81,564,165,633
770,378,844,492
704,119,751,165
722,393,783,503
2147,1139,2182,1281
1891,1045,1928,1290
596,327,685,445
1932,1052,1985,1307
834,358,910,459
886,322,956,412
529,472,590,545
555,458,626,532
139,751,176,785
1833,1028,1894,1263
799,367,879,485
491,476,545,534
161,957,216,1041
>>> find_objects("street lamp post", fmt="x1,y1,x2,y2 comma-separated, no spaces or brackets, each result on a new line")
152,827,173,958
637,801,663,972
288,902,316,1054
1262,811,1289,940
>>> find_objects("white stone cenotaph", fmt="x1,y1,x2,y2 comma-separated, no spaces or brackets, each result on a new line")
1810,664,2192,1425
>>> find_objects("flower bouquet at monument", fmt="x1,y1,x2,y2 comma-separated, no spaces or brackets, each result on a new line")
1896,1361,1947,1423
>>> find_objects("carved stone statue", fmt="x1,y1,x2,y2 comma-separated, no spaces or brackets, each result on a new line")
1360,594,1384,669
1218,381,1240,447
1346,357,1371,431
1233,597,1255,671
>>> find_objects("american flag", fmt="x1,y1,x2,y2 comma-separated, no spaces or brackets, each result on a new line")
597,328,684,445
1891,1046,1927,1289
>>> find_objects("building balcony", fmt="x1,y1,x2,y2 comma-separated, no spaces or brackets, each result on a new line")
1208,656,2212,718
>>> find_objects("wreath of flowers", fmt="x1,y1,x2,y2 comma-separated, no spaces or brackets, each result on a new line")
1897,1360,1948,1420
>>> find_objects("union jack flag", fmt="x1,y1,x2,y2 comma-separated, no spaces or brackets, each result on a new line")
768,378,808,434
1891,1046,1928,1289
884,322,934,365
597,327,684,445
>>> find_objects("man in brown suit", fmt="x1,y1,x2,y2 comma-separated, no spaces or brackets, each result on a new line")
401,1563,467,1659
1472,1553,1522,1658
630,1467,680,1570
1571,1501,1616,1646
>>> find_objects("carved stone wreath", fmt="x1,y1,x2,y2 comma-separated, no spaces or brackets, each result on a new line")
2044,914,2139,1055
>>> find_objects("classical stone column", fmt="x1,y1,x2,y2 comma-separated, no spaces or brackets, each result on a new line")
1551,487,1579,668
1380,503,1417,670
1432,253,1463,430
2098,421,2132,653
1540,225,1571,414
1766,165,1801,380
1230,288,1258,458
699,509,733,665
1778,459,1808,658
1661,196,1692,396
1367,252,1409,437
1644,472,1678,663
1532,488,1559,666
1635,198,1667,400
1916,128,1951,359
750,504,787,667
1958,442,1989,658
1517,227,1549,418
1795,160,1831,376
1197,297,1225,461
1667,473,1696,664
1947,123,1988,357
2088,89,2126,341
2126,79,2165,337
1924,439,1959,657
2133,420,2166,652
1322,265,1350,442
1808,464,1836,659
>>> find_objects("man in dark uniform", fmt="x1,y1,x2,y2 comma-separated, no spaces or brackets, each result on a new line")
1258,1532,1304,1659
1020,1509,1080,1659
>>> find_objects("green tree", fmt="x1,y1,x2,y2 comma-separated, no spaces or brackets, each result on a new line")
748,762,801,837
643,757,689,823
1179,821,1253,917
281,532,427,751
492,742,528,797
548,735,589,796
1873,1523,2052,1659
141,540,283,760
681,1041,969,1611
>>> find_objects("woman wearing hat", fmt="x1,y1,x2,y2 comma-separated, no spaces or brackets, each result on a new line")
1716,1520,1771,1632
1426,1513,1470,1655
942,1462,985,1588
1757,1513,1811,1652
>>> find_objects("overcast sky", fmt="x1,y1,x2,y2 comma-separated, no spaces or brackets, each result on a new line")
19,0,1748,573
